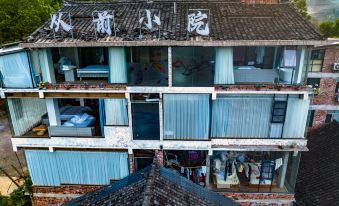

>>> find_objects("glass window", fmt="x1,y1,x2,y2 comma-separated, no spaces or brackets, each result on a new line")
308,49,325,72
271,101,287,123
172,47,215,87
131,93,160,140
126,47,168,86
307,110,315,127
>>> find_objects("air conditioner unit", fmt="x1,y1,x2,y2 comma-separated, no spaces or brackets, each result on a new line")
333,63,339,71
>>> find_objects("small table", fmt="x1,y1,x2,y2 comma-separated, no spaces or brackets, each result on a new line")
62,65,77,82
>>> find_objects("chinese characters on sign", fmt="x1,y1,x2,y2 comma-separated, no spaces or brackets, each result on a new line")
139,9,161,30
50,12,73,38
138,9,161,39
92,10,115,37
187,10,210,36
49,8,211,40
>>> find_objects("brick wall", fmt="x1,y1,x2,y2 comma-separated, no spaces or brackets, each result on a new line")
32,185,101,206
312,78,338,105
311,110,328,130
223,192,295,206
129,153,135,174
322,46,339,73
155,149,164,166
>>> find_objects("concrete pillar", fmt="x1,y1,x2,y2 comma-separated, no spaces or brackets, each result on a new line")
168,46,172,87
279,152,290,188
159,93,163,141
205,155,211,187
155,150,164,166
46,99,60,126
79,98,85,106
40,48,56,83
295,46,306,84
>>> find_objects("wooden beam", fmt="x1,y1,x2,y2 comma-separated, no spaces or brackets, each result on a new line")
6,92,39,98
44,92,125,98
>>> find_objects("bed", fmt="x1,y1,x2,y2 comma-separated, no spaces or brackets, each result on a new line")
77,65,109,80
234,66,278,83
42,106,92,124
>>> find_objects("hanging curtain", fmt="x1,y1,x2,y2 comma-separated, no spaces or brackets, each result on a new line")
7,98,47,136
104,98,128,125
255,46,265,64
25,150,129,186
282,95,310,138
163,94,210,140
0,51,33,88
99,99,105,135
274,47,282,69
283,48,297,67
211,95,273,138
214,47,234,84
108,47,127,83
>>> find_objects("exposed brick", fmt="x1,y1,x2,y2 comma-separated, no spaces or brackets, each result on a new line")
322,46,339,73
312,78,338,105
129,153,135,174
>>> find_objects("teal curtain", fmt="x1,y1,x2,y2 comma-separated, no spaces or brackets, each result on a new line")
104,98,128,125
214,47,234,84
211,95,273,138
25,150,129,186
282,95,310,138
163,94,210,140
0,51,33,88
108,47,127,83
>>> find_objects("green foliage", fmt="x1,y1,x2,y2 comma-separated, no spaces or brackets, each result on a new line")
0,0,62,45
0,175,33,206
292,0,311,20
318,19,339,38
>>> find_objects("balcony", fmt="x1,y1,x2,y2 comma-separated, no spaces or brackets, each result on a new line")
209,151,300,193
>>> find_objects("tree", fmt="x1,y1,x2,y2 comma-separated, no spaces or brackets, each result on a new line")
318,19,339,38
291,0,311,20
0,0,62,45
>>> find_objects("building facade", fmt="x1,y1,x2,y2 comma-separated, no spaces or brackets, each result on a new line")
0,0,325,205
307,42,339,130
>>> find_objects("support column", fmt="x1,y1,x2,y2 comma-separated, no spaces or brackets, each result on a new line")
279,152,290,188
168,46,172,87
46,99,60,126
159,93,163,141
205,154,211,187
155,149,164,166
129,154,135,174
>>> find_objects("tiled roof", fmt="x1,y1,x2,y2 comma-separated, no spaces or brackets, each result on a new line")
62,163,238,206
23,0,324,47
295,123,339,206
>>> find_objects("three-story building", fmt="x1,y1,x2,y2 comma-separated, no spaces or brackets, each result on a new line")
0,0,325,205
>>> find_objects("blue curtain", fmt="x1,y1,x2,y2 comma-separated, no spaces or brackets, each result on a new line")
25,150,129,186
0,51,33,88
163,94,210,140
104,98,129,125
109,47,127,83
214,47,234,84
211,95,273,138
282,95,310,138
255,47,265,64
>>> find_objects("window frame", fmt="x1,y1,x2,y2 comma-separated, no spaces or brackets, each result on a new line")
308,49,325,72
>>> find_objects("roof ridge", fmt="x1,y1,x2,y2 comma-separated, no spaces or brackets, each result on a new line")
141,161,158,206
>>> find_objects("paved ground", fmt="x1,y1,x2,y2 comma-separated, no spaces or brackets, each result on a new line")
0,101,26,195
